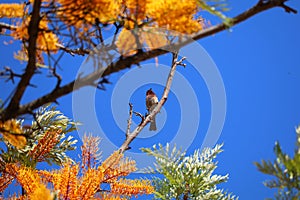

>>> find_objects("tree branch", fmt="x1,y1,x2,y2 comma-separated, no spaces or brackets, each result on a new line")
126,103,133,137
0,0,296,121
1,0,42,120
0,22,17,32
119,52,183,153
55,43,90,56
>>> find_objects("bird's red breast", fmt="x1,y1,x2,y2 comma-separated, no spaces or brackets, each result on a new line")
146,88,158,112
146,88,158,131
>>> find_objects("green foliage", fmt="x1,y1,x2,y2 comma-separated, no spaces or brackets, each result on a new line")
254,125,300,199
198,0,232,26
141,143,237,200
0,106,78,167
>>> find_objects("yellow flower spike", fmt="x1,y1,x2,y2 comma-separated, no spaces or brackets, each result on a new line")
0,3,25,18
57,0,121,29
29,129,62,162
111,178,154,197
9,164,53,199
0,173,14,193
11,17,30,40
117,157,136,174
101,150,124,171
115,29,140,56
146,0,202,34
78,168,102,199
141,28,168,50
30,183,53,200
15,166,41,195
52,162,79,199
0,119,27,149
11,16,59,53
123,20,135,30
81,134,102,170
38,169,54,183
123,0,149,21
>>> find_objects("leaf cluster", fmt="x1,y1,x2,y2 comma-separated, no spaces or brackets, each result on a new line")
0,105,78,167
142,143,237,200
254,125,300,199
197,0,231,27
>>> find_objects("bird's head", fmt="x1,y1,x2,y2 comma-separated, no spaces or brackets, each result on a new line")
146,88,155,95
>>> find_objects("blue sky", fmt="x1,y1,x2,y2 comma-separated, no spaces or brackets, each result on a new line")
202,0,300,198
1,0,300,199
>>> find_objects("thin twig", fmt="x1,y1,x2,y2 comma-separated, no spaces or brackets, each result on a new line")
51,66,62,90
133,111,145,125
55,43,90,56
0,23,17,32
0,67,22,84
119,52,182,153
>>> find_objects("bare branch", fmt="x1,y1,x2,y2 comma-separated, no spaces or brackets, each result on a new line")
133,111,145,124
50,65,62,90
119,52,181,153
0,23,17,32
126,103,133,137
176,57,187,68
0,67,22,84
97,78,112,90
55,43,90,56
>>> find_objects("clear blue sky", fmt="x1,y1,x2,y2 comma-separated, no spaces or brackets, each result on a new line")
1,0,300,199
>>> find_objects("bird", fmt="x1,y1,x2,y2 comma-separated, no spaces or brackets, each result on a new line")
146,88,158,131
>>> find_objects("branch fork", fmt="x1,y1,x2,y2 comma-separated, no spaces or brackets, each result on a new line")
119,52,185,153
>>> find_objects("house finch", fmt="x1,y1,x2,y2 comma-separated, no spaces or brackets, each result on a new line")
146,88,158,131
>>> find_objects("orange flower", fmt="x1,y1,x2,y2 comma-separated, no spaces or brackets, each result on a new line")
0,3,25,18
111,178,154,197
52,163,79,199
11,17,59,53
0,119,26,149
29,129,62,162
56,0,121,29
81,134,101,169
